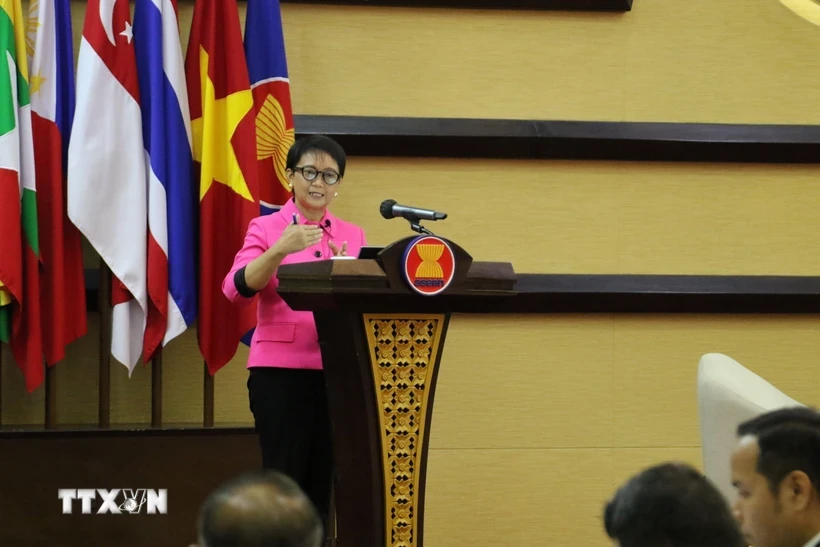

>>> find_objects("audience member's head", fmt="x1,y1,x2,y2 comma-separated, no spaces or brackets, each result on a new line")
604,462,745,547
195,470,323,547
732,406,820,547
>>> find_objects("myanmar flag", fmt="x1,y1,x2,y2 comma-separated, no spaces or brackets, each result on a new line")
185,0,260,374
0,0,43,391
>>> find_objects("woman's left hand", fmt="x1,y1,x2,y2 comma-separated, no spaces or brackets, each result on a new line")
328,240,348,256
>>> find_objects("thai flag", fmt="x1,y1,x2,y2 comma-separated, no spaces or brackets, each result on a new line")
134,0,196,360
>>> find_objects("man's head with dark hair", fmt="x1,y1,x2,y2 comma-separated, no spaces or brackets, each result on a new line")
731,406,820,547
194,470,323,547
604,462,745,547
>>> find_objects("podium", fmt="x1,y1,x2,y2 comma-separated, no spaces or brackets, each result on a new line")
276,235,516,547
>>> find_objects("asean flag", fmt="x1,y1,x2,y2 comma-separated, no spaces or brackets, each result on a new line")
245,0,294,216
240,0,295,347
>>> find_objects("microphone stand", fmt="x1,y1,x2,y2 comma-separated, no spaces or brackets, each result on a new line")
407,217,435,236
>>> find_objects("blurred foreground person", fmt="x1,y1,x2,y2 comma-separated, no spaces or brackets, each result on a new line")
605,462,745,547
193,470,323,547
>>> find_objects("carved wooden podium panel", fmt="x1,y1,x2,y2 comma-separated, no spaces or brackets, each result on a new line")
277,236,516,547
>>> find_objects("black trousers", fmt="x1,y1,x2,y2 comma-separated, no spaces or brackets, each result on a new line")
247,366,333,525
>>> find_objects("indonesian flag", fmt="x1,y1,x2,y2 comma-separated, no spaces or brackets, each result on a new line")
134,0,196,362
67,0,148,375
185,0,260,374
27,0,88,367
0,0,43,392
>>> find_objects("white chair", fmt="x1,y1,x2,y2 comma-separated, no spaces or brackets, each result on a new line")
697,353,804,503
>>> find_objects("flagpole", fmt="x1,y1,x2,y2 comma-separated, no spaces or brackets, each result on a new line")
98,261,111,429
151,350,162,427
203,361,214,427
45,362,56,429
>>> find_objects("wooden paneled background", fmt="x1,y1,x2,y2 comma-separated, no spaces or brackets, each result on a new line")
3,1,820,545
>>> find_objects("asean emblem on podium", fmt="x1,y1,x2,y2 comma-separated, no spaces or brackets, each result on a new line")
402,236,456,296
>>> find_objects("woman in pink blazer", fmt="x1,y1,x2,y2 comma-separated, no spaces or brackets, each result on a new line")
222,135,367,528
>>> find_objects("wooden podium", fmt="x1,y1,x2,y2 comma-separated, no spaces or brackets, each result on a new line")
276,235,516,547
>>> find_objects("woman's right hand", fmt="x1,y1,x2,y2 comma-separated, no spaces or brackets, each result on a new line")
273,217,323,256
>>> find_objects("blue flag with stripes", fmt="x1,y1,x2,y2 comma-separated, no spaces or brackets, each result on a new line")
134,0,197,358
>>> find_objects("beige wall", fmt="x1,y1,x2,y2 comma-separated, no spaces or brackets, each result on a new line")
3,0,820,545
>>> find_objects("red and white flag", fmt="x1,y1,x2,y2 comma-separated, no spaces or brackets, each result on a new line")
67,0,147,374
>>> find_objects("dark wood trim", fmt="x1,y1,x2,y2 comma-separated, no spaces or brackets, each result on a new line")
280,0,632,11
86,268,820,315
0,424,254,439
279,272,820,314
501,274,820,314
294,115,820,164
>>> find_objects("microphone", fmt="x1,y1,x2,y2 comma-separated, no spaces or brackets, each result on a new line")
380,199,447,222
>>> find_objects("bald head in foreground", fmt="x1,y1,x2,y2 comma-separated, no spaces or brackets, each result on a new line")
193,470,324,547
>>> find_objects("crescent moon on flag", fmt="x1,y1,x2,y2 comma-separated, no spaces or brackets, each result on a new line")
779,0,820,27
99,0,117,45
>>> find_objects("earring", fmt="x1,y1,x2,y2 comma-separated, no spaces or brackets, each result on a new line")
334,192,338,197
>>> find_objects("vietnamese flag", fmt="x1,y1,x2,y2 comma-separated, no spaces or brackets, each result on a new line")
185,0,260,374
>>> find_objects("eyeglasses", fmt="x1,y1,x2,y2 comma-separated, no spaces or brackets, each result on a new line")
293,166,341,185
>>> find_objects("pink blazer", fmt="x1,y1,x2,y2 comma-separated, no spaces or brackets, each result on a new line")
222,198,367,370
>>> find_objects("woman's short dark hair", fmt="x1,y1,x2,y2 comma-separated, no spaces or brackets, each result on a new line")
604,462,745,547
286,135,347,177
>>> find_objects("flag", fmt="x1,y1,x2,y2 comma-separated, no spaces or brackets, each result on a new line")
185,0,260,374
0,0,42,392
240,0,295,346
67,0,148,375
134,0,196,362
245,0,294,216
27,0,87,367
